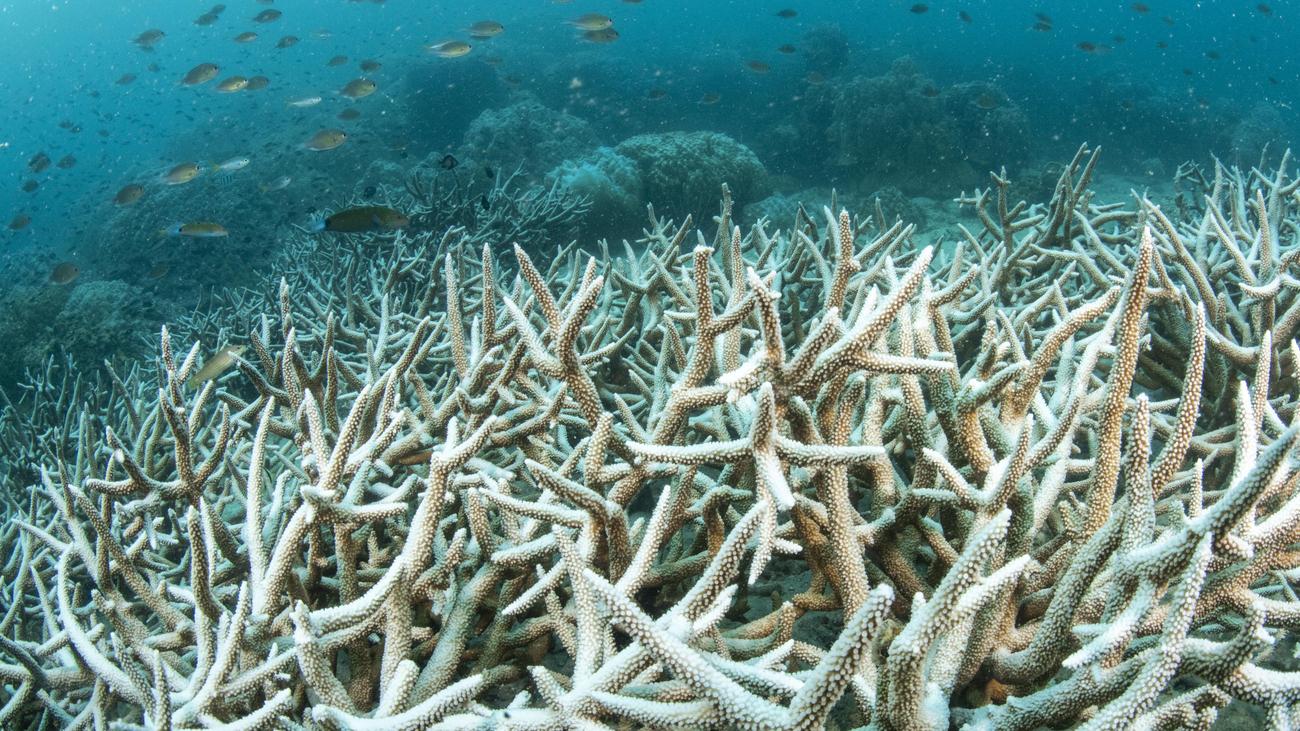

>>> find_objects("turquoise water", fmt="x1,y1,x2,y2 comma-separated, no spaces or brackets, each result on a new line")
0,0,1295,385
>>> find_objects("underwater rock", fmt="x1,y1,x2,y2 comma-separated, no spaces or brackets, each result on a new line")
55,280,161,368
612,131,770,218
0,279,163,386
823,58,973,194
0,284,73,385
800,23,852,77
742,190,810,227
547,146,644,240
458,97,600,178
814,58,1030,195
943,81,1031,173
1230,102,1288,168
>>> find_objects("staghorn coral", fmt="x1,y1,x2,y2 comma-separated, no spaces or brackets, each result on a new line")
1,144,1300,730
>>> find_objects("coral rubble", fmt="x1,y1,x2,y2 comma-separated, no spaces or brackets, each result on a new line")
2,145,1300,729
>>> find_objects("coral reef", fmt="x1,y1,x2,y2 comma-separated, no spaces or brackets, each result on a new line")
457,97,601,179
0,279,165,388
2,145,1300,730
547,131,769,240
402,162,591,252
546,146,644,239
817,58,1030,194
612,131,770,217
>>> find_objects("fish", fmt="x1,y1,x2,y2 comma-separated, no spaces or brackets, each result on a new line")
303,129,348,151
777,44,797,54
340,78,377,99
163,162,202,185
260,175,293,192
114,184,145,206
439,153,459,170
133,29,165,48
569,13,614,31
116,73,137,85
233,31,258,43
21,180,39,193
56,155,76,169
396,449,435,466
8,213,30,231
1258,3,1272,14
338,107,362,120
288,95,323,107
1077,41,1097,53
699,92,721,105
959,10,973,23
775,9,797,18
215,76,249,92
147,262,170,279
163,221,229,238
647,88,668,100
187,345,247,388
974,92,999,109
28,152,51,173
50,262,80,284
1132,2,1150,12
253,9,281,22
746,60,771,73
583,28,620,43
427,40,472,58
468,20,505,39
181,63,220,86
327,55,349,67
910,4,928,13
195,12,220,26
311,206,409,233
211,156,250,173
245,75,270,91
359,59,382,72
276,35,299,48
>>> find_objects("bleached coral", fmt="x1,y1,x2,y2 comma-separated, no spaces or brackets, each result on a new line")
2,145,1300,731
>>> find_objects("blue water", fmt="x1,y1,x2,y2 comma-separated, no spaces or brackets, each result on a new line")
0,0,1295,291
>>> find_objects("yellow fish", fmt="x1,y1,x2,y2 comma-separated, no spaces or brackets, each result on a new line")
340,78,377,99
215,76,249,93
569,13,614,31
468,20,504,39
426,40,472,58
114,184,145,206
162,221,229,238
181,63,219,86
187,345,248,388
303,129,348,151
163,162,202,185
311,205,409,233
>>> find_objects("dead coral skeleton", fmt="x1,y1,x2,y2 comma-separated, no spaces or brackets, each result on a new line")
2,144,1300,729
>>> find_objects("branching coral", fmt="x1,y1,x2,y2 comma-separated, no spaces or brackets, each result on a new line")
2,145,1300,730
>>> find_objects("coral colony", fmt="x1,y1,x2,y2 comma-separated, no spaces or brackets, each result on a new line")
6,142,1300,730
